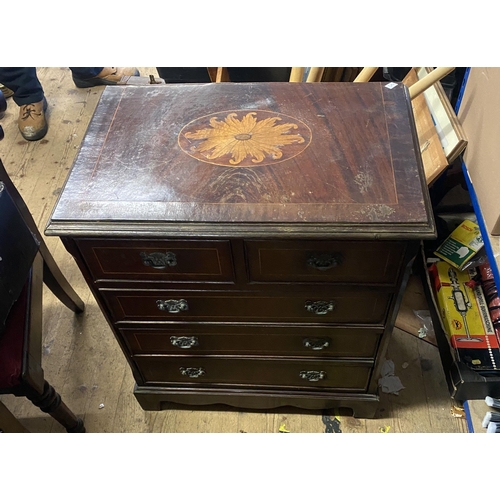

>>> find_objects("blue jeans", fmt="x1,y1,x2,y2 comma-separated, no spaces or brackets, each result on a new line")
0,67,104,106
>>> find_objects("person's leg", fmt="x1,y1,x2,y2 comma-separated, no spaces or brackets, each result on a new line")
69,67,139,88
0,67,44,106
68,67,104,79
0,67,47,141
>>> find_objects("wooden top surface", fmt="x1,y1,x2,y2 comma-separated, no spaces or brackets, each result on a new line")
47,82,434,238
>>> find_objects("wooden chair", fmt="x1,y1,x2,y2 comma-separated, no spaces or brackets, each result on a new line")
289,67,324,82
0,158,86,432
352,66,456,98
160,66,454,87
207,67,325,83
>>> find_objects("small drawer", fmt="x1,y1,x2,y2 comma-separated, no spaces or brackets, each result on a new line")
120,324,383,357
102,288,392,324
134,355,372,391
76,239,235,282
245,240,406,285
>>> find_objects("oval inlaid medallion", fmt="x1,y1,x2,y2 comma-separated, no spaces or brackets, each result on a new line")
178,110,312,167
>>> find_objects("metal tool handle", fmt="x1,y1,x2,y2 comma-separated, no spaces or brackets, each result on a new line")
299,370,326,382
140,251,177,269
156,299,188,313
170,336,199,349
179,367,206,378
304,300,335,315
303,338,331,350
307,252,343,271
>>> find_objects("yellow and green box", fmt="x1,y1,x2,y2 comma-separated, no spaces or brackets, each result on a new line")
434,219,484,270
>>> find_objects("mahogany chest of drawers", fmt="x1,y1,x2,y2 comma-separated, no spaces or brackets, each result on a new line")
46,82,435,418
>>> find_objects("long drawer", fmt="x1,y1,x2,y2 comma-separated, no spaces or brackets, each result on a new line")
245,240,406,285
76,239,235,282
120,324,383,357
102,288,392,324
134,355,373,390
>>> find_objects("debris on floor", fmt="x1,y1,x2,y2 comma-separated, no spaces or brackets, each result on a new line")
418,327,427,338
278,423,290,433
451,405,465,418
379,425,391,433
378,359,405,395
322,414,342,433
413,310,434,339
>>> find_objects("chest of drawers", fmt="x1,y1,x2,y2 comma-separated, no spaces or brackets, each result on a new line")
46,82,435,418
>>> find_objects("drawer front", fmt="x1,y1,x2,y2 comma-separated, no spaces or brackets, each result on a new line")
134,356,372,390
77,239,235,282
120,324,383,357
103,289,392,324
245,240,406,285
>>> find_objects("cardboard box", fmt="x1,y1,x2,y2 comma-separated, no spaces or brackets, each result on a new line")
429,260,500,373
458,68,500,235
434,219,484,270
420,246,500,400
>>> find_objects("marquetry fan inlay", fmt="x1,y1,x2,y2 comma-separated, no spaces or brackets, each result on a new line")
178,110,312,167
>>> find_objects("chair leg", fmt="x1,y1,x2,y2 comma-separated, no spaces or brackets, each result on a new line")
42,259,85,314
25,380,86,433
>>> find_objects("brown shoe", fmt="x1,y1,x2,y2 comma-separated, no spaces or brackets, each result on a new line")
72,67,140,88
18,98,48,141
0,84,14,99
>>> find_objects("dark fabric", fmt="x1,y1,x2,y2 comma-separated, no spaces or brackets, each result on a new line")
0,67,104,105
156,67,212,83
0,278,29,389
0,67,44,106
0,182,39,337
156,67,292,83
226,68,291,82
0,90,6,113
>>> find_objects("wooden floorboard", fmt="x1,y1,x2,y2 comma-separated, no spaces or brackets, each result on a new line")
467,399,494,433
0,67,468,433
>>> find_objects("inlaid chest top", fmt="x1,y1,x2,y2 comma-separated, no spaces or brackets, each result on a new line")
47,82,434,239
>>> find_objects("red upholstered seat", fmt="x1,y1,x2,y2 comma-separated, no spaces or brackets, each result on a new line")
0,160,86,432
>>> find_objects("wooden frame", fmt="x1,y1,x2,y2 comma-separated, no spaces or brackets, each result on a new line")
416,67,468,163
402,68,449,185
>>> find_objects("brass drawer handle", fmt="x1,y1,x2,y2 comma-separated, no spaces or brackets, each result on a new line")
140,251,177,269
299,370,326,382
170,336,199,348
156,299,188,313
303,338,331,350
306,252,343,271
180,367,205,378
305,300,335,315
